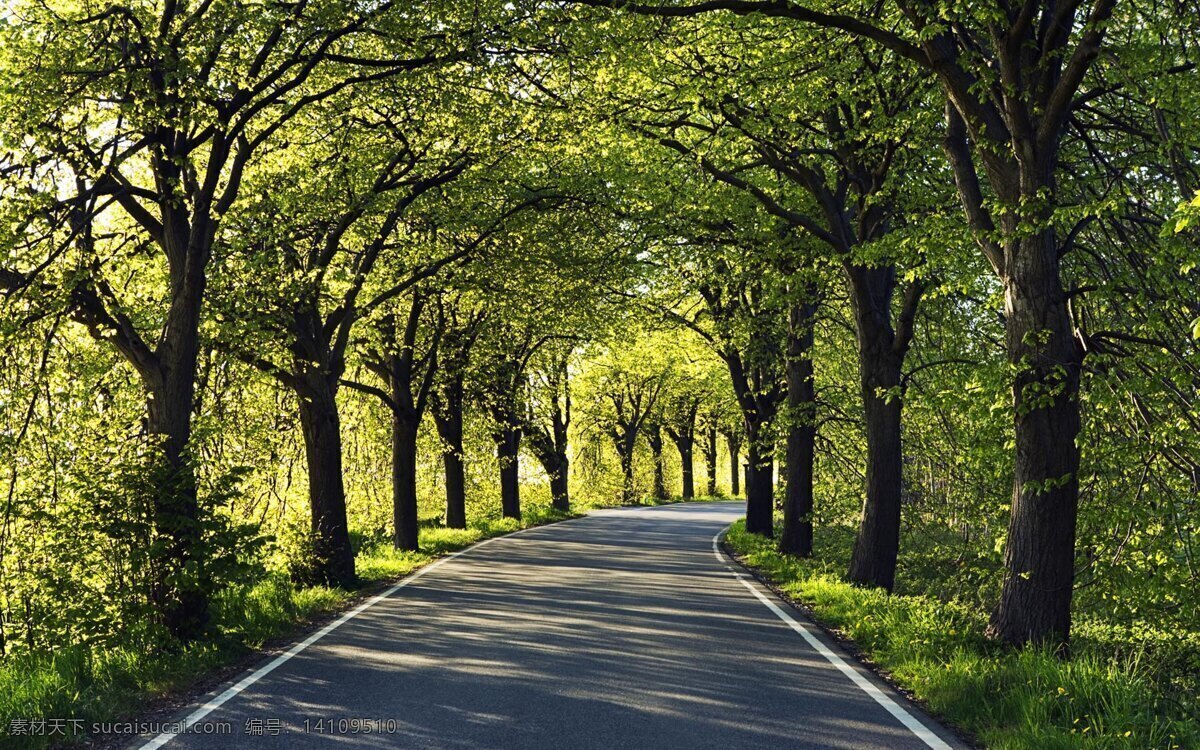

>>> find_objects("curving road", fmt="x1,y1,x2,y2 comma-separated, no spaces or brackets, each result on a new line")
133,502,966,750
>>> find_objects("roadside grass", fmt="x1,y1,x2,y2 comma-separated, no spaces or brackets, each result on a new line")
0,506,577,749
724,521,1200,750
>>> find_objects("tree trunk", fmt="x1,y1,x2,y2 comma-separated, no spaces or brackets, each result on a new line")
677,437,695,499
392,414,420,552
529,433,570,512
647,426,668,500
443,449,466,528
847,337,905,591
549,462,570,512
744,426,774,536
727,435,741,496
297,376,357,588
434,383,466,530
144,359,209,641
988,229,1082,649
526,406,571,513
703,423,718,496
613,432,639,504
550,404,570,512
781,300,817,557
496,427,521,520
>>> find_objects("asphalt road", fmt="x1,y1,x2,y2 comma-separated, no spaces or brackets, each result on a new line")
132,502,966,750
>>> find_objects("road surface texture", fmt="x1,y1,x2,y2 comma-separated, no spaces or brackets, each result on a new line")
134,502,967,750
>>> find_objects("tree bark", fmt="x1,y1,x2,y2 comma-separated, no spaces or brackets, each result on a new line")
549,399,570,512
297,375,357,588
524,370,571,513
496,426,522,520
614,433,638,504
666,402,698,500
647,425,668,500
726,432,741,496
118,229,212,641
550,467,570,512
527,429,570,513
781,299,817,557
702,422,718,496
744,425,774,536
987,228,1083,649
433,380,467,529
676,437,695,499
144,358,209,640
846,326,906,590
392,414,420,552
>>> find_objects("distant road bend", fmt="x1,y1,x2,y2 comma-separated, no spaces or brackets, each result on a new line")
135,502,966,749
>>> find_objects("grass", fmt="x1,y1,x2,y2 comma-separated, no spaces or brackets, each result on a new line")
0,505,577,749
723,521,1200,750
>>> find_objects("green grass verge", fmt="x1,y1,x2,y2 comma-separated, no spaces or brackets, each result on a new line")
723,521,1199,750
0,506,576,749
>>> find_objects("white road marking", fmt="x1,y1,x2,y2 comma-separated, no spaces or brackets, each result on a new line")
711,531,954,750
138,522,568,750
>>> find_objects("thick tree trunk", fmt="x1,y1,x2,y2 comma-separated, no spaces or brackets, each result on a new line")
392,415,420,552
434,384,467,530
549,462,570,512
781,300,817,557
988,230,1082,649
526,409,570,513
550,407,570,512
496,427,521,520
144,360,209,641
676,437,695,499
647,426,668,500
297,376,356,588
615,435,637,504
847,339,905,591
703,424,718,496
443,449,466,528
744,426,774,536
529,433,570,512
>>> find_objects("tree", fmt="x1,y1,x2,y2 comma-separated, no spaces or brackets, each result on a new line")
431,300,486,529
721,420,744,497
645,416,671,501
594,360,665,504
212,103,471,582
0,0,471,637
524,345,575,512
699,414,719,497
348,291,443,552
614,25,940,586
574,0,1153,652
781,285,819,556
664,395,701,499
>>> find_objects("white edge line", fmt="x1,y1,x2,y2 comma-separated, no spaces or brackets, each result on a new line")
711,530,953,750
138,520,572,750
